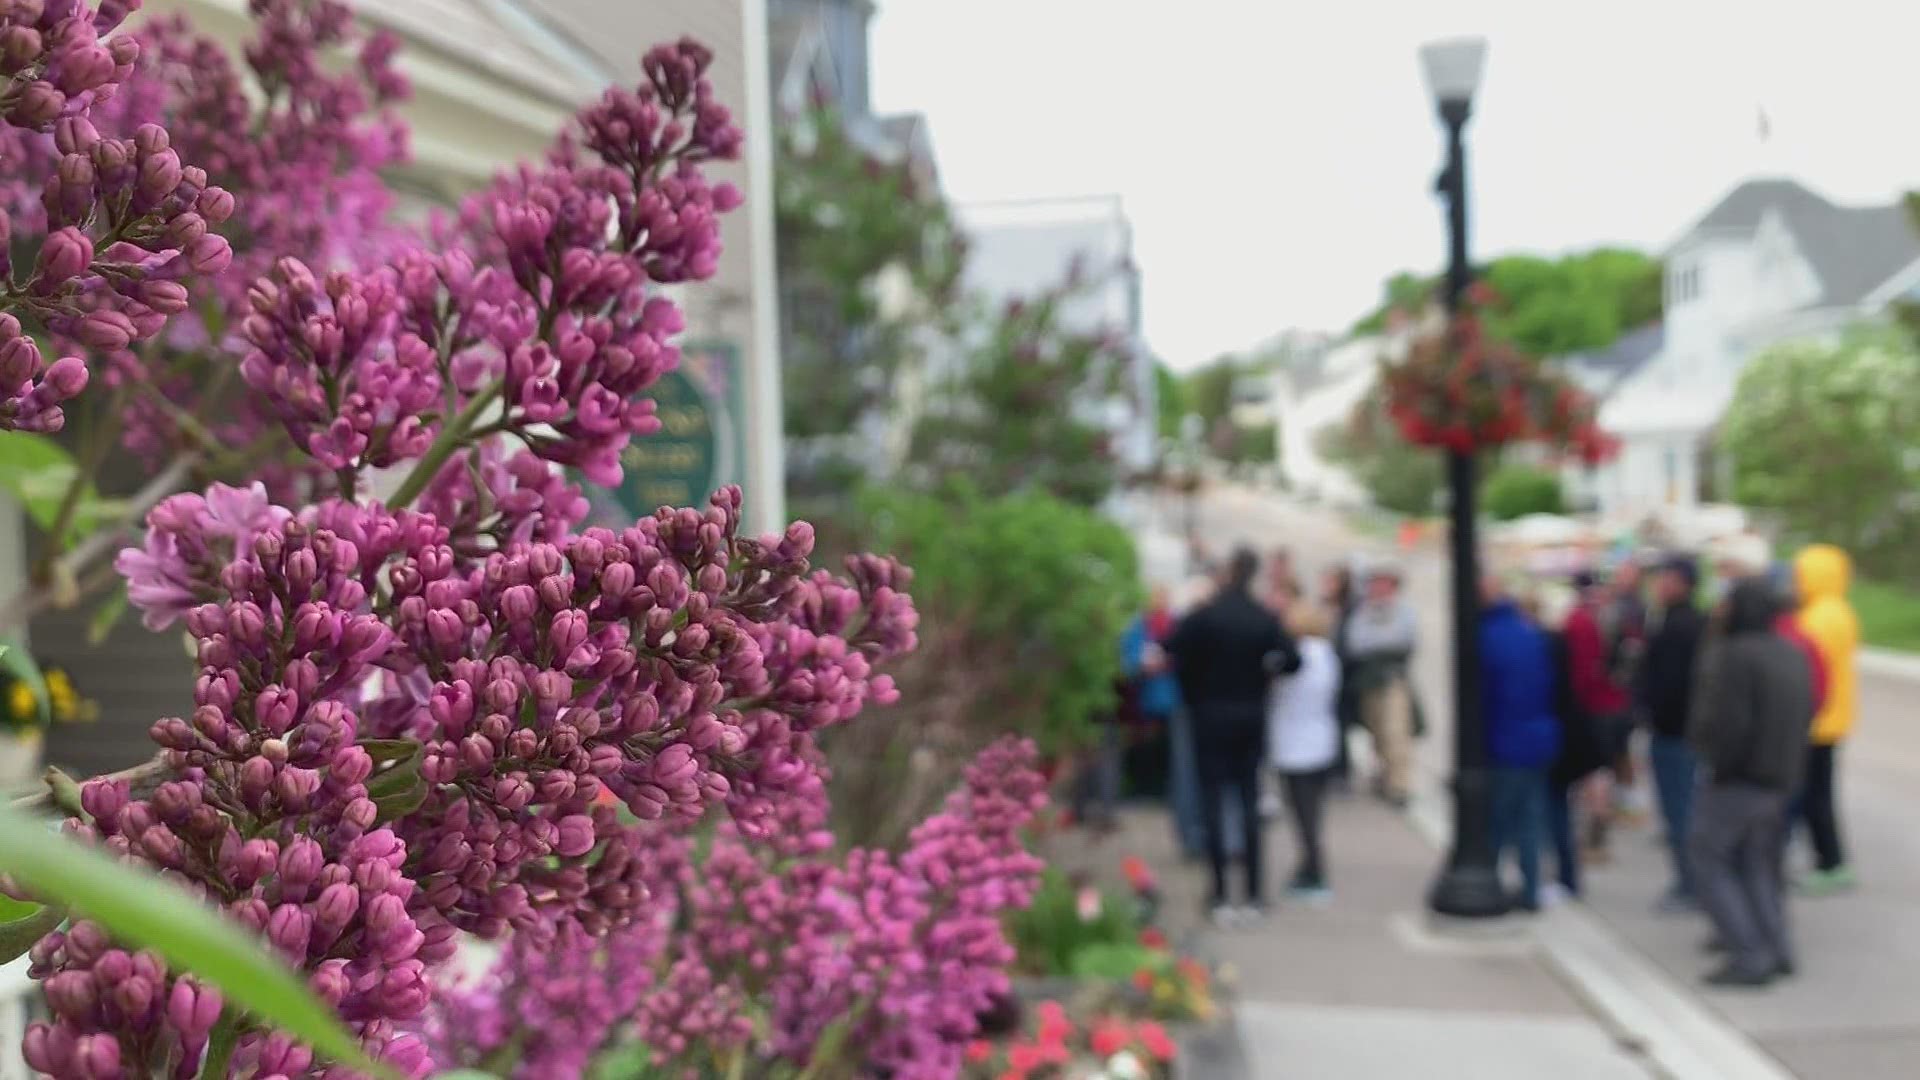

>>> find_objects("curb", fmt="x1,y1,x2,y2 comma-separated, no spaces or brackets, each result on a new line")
1859,647,1920,683
1402,787,1794,1080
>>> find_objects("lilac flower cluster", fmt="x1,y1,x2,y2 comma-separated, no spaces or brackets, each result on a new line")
0,0,232,433
19,26,984,1079
433,739,1046,1080
0,0,405,460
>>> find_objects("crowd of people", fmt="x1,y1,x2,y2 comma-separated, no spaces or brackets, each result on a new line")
1092,537,1862,987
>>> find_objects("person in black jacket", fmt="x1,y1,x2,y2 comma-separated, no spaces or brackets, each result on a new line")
1169,547,1301,922
1688,578,1814,987
1637,554,1707,912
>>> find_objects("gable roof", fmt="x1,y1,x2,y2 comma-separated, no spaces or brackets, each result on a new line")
1681,178,1920,307
1561,322,1663,400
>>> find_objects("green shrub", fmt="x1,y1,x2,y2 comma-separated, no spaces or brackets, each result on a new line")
854,482,1139,752
1069,941,1160,982
1007,867,1142,977
1482,463,1566,521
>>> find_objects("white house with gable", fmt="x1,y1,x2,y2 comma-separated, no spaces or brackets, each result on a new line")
1594,178,1920,518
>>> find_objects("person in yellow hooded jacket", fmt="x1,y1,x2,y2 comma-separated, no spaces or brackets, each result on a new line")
1793,544,1859,894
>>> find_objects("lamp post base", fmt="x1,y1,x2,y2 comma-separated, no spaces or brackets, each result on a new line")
1426,767,1512,918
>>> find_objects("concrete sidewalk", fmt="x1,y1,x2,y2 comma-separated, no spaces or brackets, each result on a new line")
1056,796,1653,1080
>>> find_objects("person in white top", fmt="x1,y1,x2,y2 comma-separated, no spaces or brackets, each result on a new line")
1269,604,1344,900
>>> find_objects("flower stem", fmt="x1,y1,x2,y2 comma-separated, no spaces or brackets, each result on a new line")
200,1012,240,1078
385,383,502,512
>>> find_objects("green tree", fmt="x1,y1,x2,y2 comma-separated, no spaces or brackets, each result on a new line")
1482,462,1567,520
1155,361,1186,439
1349,249,1662,357
908,283,1129,506
1721,326,1920,583
1181,358,1238,434
775,108,963,490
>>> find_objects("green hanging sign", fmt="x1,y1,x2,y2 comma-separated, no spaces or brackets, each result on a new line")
600,341,746,520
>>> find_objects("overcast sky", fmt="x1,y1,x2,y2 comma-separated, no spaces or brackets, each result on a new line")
869,0,1920,370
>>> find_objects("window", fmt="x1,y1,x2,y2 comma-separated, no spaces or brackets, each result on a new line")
1669,262,1704,304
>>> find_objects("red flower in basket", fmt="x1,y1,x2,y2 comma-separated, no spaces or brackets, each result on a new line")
966,1040,996,1064
1139,927,1169,951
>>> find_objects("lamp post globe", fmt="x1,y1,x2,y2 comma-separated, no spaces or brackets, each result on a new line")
1417,35,1510,920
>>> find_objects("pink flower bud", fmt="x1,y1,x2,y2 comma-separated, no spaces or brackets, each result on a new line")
185,233,232,275
167,979,222,1039
36,226,91,285
133,124,169,156
8,81,63,127
313,882,359,933
40,355,85,399
43,971,95,1020
136,146,182,198
267,903,311,957
78,779,127,824
111,974,154,1020
107,35,140,68
75,310,133,352
54,44,114,95
196,186,235,223
72,1033,119,1079
53,117,99,155
138,279,190,314
0,27,41,73
555,814,597,858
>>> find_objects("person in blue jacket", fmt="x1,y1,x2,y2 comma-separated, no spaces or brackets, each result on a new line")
1481,576,1563,912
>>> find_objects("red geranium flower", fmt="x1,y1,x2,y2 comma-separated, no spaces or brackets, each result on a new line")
1137,1021,1177,1062
1091,1019,1134,1058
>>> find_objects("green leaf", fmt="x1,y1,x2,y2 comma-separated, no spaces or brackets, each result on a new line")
363,739,426,823
371,778,428,824
0,431,114,544
358,738,423,765
0,635,49,726
0,801,395,1079
0,430,79,528
0,902,63,964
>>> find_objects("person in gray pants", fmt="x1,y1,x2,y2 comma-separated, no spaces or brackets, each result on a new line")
1688,578,1816,987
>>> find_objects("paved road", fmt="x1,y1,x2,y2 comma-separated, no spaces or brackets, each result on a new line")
1183,485,1920,1080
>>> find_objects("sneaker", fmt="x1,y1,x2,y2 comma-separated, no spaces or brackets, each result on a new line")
1539,882,1572,909
1208,903,1241,928
1703,964,1773,989
1797,866,1858,897
1236,902,1270,924
1287,883,1333,907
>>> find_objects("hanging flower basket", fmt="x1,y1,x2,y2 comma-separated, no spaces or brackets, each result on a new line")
1379,296,1619,464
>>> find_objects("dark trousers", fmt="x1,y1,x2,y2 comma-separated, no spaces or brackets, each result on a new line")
1649,734,1698,896
1069,723,1123,827
1691,784,1792,976
1281,769,1330,887
1799,743,1846,872
1547,773,1579,895
1197,737,1264,905
1490,766,1547,907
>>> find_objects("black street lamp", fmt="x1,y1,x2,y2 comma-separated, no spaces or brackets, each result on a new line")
1418,36,1509,919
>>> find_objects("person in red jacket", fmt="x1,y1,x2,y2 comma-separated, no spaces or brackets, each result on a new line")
1768,562,1828,714
1566,571,1632,860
